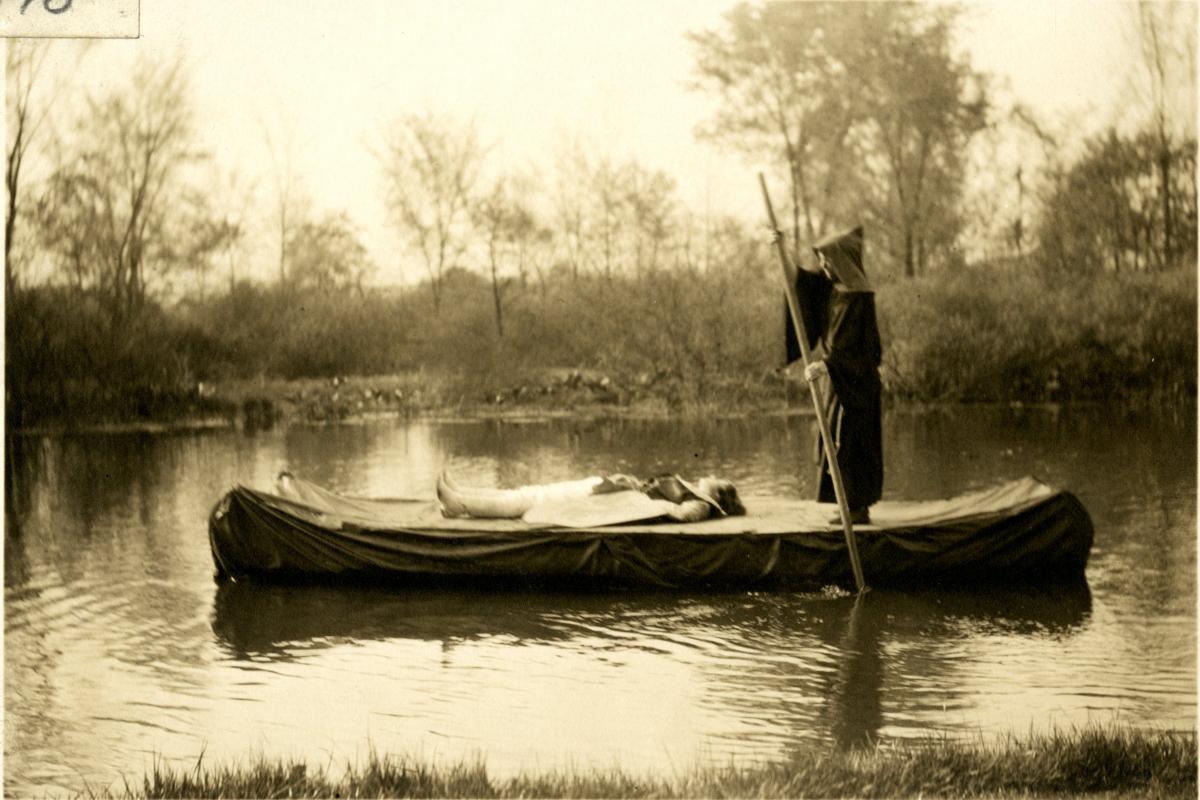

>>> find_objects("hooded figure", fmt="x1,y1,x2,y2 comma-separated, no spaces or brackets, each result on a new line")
784,225,883,522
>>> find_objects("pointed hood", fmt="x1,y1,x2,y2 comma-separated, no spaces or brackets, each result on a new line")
813,225,871,292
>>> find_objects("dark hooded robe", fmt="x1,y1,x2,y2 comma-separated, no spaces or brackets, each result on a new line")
784,225,883,511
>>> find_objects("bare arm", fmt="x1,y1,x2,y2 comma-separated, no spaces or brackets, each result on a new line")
665,499,711,523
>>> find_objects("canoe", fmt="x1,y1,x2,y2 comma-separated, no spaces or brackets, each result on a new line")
208,473,1093,589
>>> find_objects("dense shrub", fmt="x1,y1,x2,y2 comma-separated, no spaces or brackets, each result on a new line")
6,288,228,427
880,264,1196,401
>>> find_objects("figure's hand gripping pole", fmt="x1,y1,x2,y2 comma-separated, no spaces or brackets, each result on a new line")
758,173,867,593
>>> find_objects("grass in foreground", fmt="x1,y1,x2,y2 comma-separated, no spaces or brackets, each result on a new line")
115,726,1195,799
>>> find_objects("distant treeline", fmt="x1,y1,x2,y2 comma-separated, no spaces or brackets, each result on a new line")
5,3,1197,427
7,255,1195,428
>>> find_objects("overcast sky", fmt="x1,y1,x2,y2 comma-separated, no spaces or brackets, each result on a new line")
27,0,1172,285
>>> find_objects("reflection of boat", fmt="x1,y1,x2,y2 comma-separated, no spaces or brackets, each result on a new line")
208,474,1093,589
210,582,577,657
828,579,1096,750
210,578,1092,658
210,579,1091,753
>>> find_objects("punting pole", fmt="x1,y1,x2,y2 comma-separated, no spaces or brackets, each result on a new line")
758,173,867,594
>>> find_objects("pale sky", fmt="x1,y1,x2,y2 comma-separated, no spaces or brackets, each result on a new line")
21,0,1176,285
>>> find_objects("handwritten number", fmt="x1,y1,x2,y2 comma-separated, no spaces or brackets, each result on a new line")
18,0,73,13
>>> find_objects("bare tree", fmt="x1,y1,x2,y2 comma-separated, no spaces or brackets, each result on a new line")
286,211,372,295
474,178,512,338
209,168,256,294
260,112,309,288
552,138,590,282
622,163,676,277
178,167,256,301
184,191,241,303
527,223,556,304
5,40,52,292
591,156,625,281
37,56,205,326
379,111,485,312
1126,1,1197,267
472,174,538,338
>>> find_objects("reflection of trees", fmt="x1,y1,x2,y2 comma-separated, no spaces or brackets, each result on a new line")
50,433,171,536
210,398,823,503
883,404,1195,613
5,431,244,789
279,424,387,490
5,432,47,586
4,431,227,664
427,416,811,496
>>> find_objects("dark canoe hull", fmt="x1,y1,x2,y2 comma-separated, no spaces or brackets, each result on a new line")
208,475,1093,590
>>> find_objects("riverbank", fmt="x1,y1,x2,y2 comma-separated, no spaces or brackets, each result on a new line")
9,369,802,434
115,726,1195,799
11,368,1197,436
8,266,1195,433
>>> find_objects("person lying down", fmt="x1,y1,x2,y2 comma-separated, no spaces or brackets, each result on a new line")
437,471,745,525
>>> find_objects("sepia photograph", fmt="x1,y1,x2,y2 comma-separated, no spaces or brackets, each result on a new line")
4,1,1196,797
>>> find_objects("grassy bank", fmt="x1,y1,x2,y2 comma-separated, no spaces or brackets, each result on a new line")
110,726,1195,799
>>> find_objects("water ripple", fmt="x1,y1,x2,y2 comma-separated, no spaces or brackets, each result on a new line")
4,410,1196,797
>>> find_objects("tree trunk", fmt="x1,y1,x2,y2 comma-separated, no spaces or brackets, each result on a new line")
4,220,14,297
5,156,20,294
903,225,914,278
490,241,504,338
431,241,446,314
429,278,442,313
491,270,504,338
1159,145,1172,269
278,207,288,287
789,156,817,265
603,227,612,281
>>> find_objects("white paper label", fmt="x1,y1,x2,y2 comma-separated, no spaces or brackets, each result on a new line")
1,0,139,39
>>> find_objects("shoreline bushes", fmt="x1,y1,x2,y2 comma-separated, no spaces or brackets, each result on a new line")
881,264,1197,402
6,262,1195,429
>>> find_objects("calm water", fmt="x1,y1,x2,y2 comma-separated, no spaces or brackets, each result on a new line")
4,405,1196,795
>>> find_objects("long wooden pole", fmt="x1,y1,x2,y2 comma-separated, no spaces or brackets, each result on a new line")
759,173,867,593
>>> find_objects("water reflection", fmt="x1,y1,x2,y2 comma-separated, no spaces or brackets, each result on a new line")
3,406,1192,796
211,581,1091,656
829,592,884,750
211,579,1092,751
